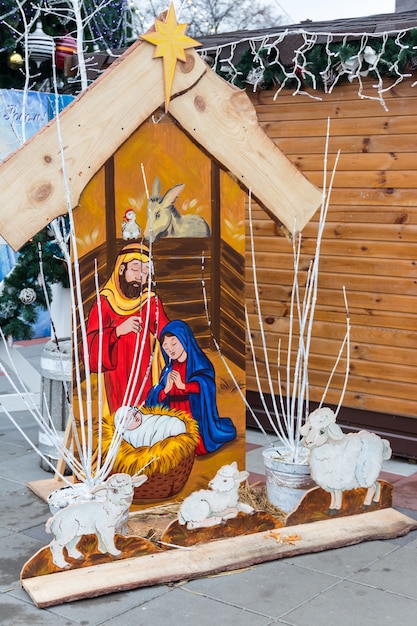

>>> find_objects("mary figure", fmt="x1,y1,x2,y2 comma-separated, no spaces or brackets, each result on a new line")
146,320,236,454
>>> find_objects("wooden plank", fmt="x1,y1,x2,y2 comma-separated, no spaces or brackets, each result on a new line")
303,208,417,224
252,94,417,121
21,508,417,608
285,152,417,173
247,203,417,223
245,81,417,425
253,79,417,104
247,316,417,360
246,375,417,416
273,134,417,155
305,170,417,189
260,116,417,139
246,251,416,278
247,349,416,390
246,337,416,386
245,236,417,260
248,219,417,241
246,284,417,315
245,297,417,332
54,419,72,479
248,267,417,297
28,476,73,503
248,302,417,348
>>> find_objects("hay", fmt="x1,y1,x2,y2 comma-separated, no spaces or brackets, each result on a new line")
98,405,200,477
127,482,286,542
239,482,286,522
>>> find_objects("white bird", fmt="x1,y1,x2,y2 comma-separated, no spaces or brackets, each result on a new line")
122,209,141,240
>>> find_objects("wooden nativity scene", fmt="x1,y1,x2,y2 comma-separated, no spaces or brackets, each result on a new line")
0,4,415,609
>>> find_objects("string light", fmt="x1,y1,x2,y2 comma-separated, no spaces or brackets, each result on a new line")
199,26,417,109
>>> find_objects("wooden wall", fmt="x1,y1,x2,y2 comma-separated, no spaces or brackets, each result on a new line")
246,79,417,457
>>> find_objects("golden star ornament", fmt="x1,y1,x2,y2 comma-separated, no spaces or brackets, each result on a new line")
140,3,200,112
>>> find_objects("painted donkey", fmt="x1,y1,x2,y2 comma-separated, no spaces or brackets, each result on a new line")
143,177,210,242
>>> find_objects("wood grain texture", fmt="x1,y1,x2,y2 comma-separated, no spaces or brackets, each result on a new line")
246,79,417,429
21,508,417,608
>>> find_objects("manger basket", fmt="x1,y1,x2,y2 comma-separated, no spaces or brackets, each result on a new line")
99,406,200,502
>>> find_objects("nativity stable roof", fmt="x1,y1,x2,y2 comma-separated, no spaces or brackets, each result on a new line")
0,35,322,250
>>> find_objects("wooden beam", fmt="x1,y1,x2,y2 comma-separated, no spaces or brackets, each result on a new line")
21,508,417,608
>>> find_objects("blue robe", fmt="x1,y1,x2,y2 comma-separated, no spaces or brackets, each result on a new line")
146,320,236,453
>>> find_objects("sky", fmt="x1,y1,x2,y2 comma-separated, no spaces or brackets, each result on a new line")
274,0,396,25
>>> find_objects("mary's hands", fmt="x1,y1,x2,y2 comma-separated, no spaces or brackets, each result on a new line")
164,370,185,393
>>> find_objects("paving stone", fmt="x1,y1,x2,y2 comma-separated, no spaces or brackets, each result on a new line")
350,544,417,600
282,579,417,626
182,560,339,618
0,592,74,625
100,585,274,626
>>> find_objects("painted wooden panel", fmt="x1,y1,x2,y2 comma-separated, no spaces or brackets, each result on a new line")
74,115,247,507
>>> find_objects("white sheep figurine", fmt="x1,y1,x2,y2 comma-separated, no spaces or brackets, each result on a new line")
46,473,147,568
178,462,254,530
300,407,392,513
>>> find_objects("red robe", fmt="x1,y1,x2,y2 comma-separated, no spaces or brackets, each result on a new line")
86,294,169,414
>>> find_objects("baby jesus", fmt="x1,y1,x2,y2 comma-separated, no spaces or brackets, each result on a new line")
114,405,187,449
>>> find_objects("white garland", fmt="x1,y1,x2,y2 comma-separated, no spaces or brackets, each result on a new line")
199,26,417,110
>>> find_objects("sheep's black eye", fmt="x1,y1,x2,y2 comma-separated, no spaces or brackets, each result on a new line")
319,429,325,435
155,210,160,220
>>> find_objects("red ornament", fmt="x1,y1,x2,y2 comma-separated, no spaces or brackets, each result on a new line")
55,35,77,70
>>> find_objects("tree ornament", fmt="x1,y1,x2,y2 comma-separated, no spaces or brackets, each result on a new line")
19,287,37,305
55,34,77,70
27,21,55,68
245,66,265,89
7,52,24,70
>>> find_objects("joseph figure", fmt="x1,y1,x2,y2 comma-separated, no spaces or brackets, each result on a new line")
86,242,169,414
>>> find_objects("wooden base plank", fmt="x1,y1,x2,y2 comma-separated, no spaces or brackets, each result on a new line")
21,508,417,608
27,476,73,503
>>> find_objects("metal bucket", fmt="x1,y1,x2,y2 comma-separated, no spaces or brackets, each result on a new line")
38,338,71,471
262,447,315,514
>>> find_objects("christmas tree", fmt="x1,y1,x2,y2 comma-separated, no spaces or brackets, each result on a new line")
0,226,70,340
0,0,135,90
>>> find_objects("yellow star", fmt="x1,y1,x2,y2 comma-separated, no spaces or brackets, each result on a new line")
140,3,200,112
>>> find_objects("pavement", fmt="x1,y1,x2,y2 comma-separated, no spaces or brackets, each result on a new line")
1,339,417,625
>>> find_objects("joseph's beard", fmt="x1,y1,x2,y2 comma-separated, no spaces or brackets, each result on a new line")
119,274,143,299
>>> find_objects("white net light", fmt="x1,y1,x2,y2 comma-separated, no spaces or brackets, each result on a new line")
199,26,417,109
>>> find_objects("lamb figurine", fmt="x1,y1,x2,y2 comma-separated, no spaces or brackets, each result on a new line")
300,407,392,513
46,473,147,568
178,462,254,530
